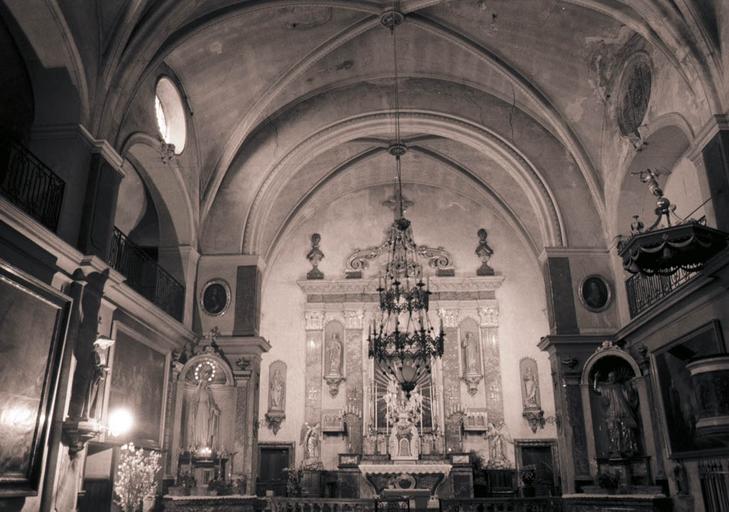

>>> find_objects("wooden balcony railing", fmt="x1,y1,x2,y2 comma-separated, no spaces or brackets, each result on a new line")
0,137,64,231
625,267,697,318
108,227,185,321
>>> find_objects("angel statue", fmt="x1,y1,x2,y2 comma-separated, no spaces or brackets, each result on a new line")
300,423,321,466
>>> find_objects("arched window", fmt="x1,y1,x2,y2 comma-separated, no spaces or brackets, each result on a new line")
154,77,186,154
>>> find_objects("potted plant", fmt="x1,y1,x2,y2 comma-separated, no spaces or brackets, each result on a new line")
169,472,195,496
113,443,161,512
520,465,537,497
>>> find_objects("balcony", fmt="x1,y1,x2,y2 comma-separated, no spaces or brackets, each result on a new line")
0,137,65,231
108,227,185,321
625,267,698,318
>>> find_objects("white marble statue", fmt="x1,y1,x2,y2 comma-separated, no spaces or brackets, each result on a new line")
188,367,221,450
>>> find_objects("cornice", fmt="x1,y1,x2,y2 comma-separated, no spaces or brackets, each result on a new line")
297,275,504,295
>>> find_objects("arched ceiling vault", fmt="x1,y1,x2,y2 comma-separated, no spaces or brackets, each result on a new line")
59,0,723,261
261,143,543,266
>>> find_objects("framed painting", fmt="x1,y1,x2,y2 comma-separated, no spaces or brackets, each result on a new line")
653,320,728,457
106,323,169,448
0,261,71,496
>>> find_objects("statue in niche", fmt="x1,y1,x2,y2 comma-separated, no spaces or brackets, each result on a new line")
475,228,495,276
266,361,286,434
270,368,285,410
328,334,342,375
461,329,483,395
188,364,221,450
306,233,325,280
523,366,539,408
324,331,345,396
463,332,480,373
592,370,639,458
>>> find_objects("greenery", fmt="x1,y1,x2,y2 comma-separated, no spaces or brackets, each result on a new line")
114,443,161,512
208,478,235,496
176,472,196,490
286,466,304,497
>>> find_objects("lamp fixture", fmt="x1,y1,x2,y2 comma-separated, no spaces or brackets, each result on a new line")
367,6,445,396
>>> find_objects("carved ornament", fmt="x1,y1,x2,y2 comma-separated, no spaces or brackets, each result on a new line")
479,306,499,327
304,310,325,330
344,309,365,329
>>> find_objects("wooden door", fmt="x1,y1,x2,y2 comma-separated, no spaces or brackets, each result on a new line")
257,445,291,496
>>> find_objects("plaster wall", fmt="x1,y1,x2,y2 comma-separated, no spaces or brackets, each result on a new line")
258,183,557,466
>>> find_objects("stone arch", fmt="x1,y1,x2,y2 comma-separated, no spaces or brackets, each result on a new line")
242,110,567,256
610,119,694,240
180,353,235,387
1,0,89,126
121,132,196,248
261,144,542,269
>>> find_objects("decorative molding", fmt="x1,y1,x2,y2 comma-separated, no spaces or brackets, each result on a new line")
304,310,325,330
344,309,365,329
478,306,499,327
440,309,460,328
298,276,503,296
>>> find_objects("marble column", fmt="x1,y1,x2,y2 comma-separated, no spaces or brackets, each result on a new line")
216,336,270,494
77,151,124,260
441,309,463,454
304,311,324,462
538,335,603,493
344,309,364,454
164,358,185,480
479,306,504,423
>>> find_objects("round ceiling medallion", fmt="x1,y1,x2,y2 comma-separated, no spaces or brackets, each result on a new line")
617,56,652,138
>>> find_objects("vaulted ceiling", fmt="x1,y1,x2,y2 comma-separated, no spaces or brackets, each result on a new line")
6,0,726,261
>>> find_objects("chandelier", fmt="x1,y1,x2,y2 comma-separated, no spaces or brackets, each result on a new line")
617,169,729,275
367,7,445,396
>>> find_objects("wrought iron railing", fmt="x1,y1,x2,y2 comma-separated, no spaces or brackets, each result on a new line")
625,267,698,318
439,497,562,512
267,497,409,512
0,136,65,231
108,227,185,321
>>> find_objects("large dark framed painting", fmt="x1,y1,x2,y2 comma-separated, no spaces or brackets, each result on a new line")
654,320,728,456
108,324,168,448
0,261,71,497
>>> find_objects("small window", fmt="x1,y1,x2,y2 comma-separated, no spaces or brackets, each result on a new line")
154,77,186,154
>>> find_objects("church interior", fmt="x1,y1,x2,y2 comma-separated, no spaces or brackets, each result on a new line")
1,1,729,511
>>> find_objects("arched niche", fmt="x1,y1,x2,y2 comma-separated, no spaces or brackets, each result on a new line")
177,353,235,455
612,121,694,240
579,345,658,480
323,320,345,397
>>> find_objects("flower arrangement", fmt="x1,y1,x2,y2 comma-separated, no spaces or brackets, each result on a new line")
114,443,161,512
208,478,234,496
177,471,196,490
285,466,304,497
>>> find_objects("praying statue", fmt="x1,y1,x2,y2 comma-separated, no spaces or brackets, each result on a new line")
592,370,639,458
327,334,342,375
188,366,221,450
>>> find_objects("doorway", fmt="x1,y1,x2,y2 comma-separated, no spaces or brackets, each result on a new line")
257,443,293,497
515,439,559,496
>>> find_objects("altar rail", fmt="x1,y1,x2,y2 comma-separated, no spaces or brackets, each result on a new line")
267,497,410,512
439,497,562,512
